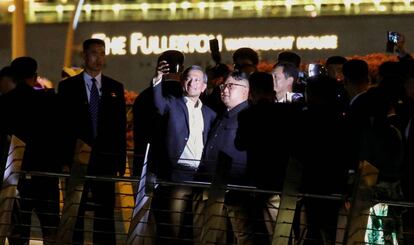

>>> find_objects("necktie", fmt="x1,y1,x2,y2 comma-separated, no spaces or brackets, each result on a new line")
89,78,99,138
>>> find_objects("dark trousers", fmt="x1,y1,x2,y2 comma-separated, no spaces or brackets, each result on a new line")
11,176,60,245
302,198,340,245
193,191,256,245
152,185,194,245
73,180,116,245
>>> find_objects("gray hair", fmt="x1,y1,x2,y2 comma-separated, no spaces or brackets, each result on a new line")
182,65,208,84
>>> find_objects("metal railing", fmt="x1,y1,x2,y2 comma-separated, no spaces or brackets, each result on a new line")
1,136,413,244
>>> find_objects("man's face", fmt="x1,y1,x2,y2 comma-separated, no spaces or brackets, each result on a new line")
220,76,249,110
83,43,105,73
327,64,344,82
182,69,206,99
272,66,293,95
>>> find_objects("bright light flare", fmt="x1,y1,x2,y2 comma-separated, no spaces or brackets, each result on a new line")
8,5,16,13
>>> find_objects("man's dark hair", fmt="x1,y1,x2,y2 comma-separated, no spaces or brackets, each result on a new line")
248,72,274,93
10,56,38,82
326,56,347,66
0,66,13,79
277,51,301,68
274,62,299,82
232,48,259,66
343,59,369,84
229,70,249,83
206,63,230,81
83,38,105,52
182,65,208,84
378,61,403,80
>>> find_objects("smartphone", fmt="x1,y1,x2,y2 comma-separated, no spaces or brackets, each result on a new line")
387,31,400,44
209,39,219,53
165,59,181,74
209,39,221,64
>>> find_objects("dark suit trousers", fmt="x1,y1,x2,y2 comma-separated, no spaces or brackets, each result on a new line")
152,185,194,245
73,180,116,245
13,176,60,244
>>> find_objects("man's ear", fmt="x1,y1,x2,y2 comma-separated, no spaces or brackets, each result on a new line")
287,77,294,90
287,76,294,85
201,83,207,93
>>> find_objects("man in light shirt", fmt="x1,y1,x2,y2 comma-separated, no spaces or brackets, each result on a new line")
272,62,300,103
151,63,216,244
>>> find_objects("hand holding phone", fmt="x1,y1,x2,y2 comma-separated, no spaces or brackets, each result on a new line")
386,31,396,53
386,31,405,53
387,31,400,44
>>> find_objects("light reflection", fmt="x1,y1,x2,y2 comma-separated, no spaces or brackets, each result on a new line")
8,4,16,13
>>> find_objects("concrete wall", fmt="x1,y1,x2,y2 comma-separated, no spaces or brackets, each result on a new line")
1,14,414,92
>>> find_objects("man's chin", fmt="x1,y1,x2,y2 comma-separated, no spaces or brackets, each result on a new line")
221,97,229,103
186,93,200,98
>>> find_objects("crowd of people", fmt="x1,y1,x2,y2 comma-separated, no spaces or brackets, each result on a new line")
0,36,414,245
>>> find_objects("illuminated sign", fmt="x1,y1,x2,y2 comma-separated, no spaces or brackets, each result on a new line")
92,32,338,55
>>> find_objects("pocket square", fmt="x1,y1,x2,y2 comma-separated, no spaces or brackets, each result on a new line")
110,92,117,98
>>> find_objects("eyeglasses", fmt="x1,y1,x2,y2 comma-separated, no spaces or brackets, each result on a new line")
219,83,247,90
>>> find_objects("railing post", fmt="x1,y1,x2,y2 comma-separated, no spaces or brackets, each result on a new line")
199,152,231,245
0,136,25,243
56,139,91,244
272,157,303,245
127,144,154,245
343,160,378,245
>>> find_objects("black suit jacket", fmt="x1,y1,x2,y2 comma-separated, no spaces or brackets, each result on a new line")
132,86,160,176
198,101,249,185
58,73,126,176
235,102,300,191
298,105,350,195
152,81,216,180
0,84,62,172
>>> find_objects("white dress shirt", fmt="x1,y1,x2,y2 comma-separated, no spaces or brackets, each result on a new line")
178,97,205,168
83,72,102,102
276,92,295,103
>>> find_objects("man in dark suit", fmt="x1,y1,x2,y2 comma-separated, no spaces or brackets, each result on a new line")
150,63,216,244
1,57,61,244
298,75,351,245
235,72,300,244
58,38,126,245
197,71,254,245
342,59,372,169
132,50,184,178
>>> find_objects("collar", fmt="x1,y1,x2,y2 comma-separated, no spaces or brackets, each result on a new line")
83,72,102,87
184,96,202,108
226,101,249,118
